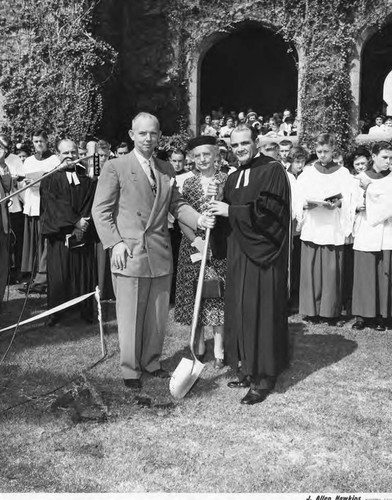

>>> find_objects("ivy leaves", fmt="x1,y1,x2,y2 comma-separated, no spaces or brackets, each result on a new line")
0,0,117,143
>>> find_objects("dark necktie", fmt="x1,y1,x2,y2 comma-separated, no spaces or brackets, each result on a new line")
146,159,157,196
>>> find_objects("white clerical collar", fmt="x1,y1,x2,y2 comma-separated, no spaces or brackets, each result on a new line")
66,171,80,185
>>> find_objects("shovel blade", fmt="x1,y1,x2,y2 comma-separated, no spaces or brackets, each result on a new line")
169,357,205,399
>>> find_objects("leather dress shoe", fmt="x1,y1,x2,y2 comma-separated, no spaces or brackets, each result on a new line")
303,315,320,324
375,319,386,331
326,317,345,327
214,358,224,369
124,378,142,389
352,318,365,330
149,368,170,379
195,353,205,362
227,378,250,389
240,388,271,405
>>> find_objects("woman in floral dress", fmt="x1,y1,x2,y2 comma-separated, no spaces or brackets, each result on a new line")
174,136,228,369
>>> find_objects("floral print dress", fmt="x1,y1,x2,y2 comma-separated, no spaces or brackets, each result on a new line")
174,171,227,326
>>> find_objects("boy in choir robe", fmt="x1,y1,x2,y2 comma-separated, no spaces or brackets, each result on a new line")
351,141,392,331
209,124,291,406
296,133,354,325
40,139,97,326
19,129,59,293
279,139,293,170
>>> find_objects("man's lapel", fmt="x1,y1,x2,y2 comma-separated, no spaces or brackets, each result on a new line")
129,151,155,207
145,157,168,230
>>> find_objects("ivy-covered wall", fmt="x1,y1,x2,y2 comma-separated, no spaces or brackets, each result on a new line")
89,0,392,151
1,0,392,151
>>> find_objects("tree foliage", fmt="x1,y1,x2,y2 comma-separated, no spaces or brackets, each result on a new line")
0,0,117,142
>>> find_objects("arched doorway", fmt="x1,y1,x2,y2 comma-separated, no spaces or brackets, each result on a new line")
360,23,392,126
199,23,298,126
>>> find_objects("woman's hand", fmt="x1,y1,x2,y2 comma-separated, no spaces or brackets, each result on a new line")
209,200,229,217
207,180,219,198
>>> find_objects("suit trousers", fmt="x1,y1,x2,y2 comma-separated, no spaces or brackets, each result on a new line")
112,273,172,380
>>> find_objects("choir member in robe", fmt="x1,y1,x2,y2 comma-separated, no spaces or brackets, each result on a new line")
40,139,97,326
209,124,291,405
296,133,354,325
0,136,12,303
20,130,58,293
351,141,392,331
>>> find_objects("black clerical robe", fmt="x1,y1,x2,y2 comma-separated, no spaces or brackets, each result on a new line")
223,154,290,379
40,169,97,320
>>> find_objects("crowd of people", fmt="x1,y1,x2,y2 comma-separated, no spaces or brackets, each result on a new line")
1,106,392,405
200,107,298,141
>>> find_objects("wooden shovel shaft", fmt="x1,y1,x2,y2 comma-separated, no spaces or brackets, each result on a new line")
189,225,212,360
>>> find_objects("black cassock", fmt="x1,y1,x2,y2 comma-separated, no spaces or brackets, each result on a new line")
222,154,290,380
40,169,97,321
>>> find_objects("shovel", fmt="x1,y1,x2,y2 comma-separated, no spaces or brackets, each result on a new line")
169,225,212,399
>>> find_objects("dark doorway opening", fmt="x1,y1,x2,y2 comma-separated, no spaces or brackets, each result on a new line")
200,24,298,122
360,23,392,127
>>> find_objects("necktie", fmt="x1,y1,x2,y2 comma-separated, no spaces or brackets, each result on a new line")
146,159,157,196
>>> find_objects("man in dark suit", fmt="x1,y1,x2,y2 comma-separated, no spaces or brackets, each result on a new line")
92,112,214,389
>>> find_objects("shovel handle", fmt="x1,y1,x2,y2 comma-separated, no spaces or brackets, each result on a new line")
189,196,215,360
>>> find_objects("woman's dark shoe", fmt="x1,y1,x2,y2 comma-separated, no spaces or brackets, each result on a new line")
352,317,365,330
195,353,205,362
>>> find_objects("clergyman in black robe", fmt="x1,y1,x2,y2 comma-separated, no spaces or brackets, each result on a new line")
209,124,290,405
40,139,97,326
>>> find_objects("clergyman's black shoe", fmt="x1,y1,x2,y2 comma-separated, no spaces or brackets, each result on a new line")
227,378,250,389
124,378,142,390
240,388,271,405
149,368,170,379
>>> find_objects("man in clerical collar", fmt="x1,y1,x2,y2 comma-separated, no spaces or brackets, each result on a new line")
40,139,97,327
209,124,291,405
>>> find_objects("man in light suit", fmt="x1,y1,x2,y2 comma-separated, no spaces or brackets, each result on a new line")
92,112,214,389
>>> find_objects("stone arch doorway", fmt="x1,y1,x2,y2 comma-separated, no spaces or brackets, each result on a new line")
360,22,392,126
191,23,298,133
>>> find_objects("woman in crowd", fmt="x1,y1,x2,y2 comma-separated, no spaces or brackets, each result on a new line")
351,141,392,331
174,136,227,369
219,116,235,145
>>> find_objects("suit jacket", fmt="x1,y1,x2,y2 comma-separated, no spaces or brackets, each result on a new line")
92,150,200,278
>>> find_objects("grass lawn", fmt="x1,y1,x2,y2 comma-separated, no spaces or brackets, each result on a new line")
1,284,392,493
